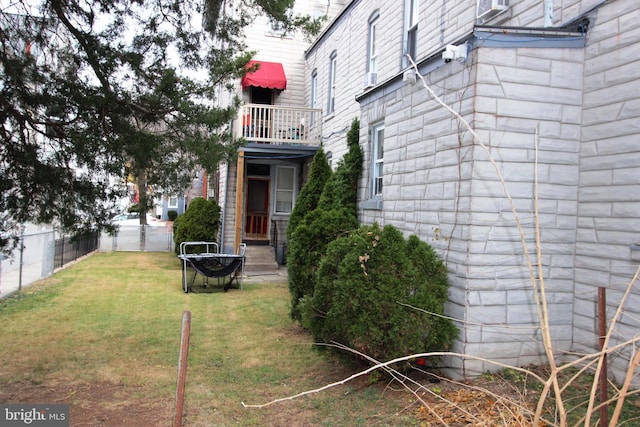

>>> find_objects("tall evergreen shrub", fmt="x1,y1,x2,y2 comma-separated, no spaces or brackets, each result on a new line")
287,118,363,320
286,148,332,241
288,208,358,320
303,223,457,364
317,118,362,215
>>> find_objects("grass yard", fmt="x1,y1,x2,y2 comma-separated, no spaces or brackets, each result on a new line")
0,252,417,426
1,252,639,426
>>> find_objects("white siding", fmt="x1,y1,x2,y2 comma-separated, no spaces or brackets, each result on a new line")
214,1,349,249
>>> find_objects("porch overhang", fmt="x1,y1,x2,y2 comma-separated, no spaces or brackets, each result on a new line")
239,144,318,161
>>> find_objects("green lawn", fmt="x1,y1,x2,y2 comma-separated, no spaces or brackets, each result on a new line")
0,252,416,426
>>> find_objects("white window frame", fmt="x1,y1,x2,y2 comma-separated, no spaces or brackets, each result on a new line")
310,69,318,125
403,0,419,66
328,51,337,114
368,11,380,74
326,151,333,170
267,19,289,38
168,195,178,208
274,165,296,214
372,123,384,197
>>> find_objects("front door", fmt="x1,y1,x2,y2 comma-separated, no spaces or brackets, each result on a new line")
245,177,270,241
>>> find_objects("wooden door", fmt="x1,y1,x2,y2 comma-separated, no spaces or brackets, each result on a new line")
245,178,270,240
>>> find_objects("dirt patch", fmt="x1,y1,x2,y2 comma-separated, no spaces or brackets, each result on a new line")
412,377,540,426
0,380,173,426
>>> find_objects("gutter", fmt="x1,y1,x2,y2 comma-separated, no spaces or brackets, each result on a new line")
355,20,589,104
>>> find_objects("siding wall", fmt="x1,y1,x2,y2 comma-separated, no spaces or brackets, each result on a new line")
214,1,348,250
574,0,640,384
240,1,348,108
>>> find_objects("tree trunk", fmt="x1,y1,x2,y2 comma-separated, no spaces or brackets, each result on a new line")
136,170,149,226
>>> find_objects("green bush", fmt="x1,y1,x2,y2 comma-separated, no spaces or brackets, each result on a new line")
287,148,332,241
287,118,362,321
303,223,457,365
318,118,362,215
288,207,359,320
173,197,221,254
167,210,178,221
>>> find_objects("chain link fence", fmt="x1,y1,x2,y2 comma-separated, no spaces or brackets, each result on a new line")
98,225,174,252
0,225,174,299
0,230,100,299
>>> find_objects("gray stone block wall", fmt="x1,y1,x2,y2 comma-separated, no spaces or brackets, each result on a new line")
573,0,640,386
302,0,639,382
358,42,586,376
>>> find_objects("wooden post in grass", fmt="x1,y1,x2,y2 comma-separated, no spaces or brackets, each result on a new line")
173,311,191,427
598,287,608,427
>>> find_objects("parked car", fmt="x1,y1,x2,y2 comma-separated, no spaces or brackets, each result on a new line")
112,213,160,226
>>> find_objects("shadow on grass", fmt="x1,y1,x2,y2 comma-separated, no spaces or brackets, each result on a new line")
188,283,240,293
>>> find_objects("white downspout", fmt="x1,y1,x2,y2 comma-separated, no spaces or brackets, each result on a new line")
544,0,554,27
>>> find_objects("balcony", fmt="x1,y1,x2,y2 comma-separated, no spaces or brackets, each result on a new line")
235,104,323,146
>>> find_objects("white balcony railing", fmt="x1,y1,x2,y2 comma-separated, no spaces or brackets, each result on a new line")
235,104,323,145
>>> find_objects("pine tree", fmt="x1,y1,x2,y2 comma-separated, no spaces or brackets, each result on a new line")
0,0,324,253
287,118,362,320
318,118,363,215
286,147,332,241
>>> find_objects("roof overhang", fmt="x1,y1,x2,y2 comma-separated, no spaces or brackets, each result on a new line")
241,60,287,90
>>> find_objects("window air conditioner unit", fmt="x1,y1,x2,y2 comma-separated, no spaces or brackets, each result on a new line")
477,0,509,24
363,72,377,89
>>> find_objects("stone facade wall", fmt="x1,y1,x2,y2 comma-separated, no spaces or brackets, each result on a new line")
574,0,640,385
309,0,640,381
463,45,584,375
224,0,640,383
358,42,584,375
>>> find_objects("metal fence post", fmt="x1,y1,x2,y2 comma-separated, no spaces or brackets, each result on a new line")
18,230,24,291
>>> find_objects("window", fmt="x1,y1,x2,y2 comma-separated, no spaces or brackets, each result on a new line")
404,0,419,65
268,19,288,37
275,166,295,214
168,196,178,208
328,51,337,114
310,69,318,125
367,11,380,73
372,123,384,196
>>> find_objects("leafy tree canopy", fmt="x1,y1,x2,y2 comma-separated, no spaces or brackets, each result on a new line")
0,0,323,254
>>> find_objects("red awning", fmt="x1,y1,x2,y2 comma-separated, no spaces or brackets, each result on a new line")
241,60,287,90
